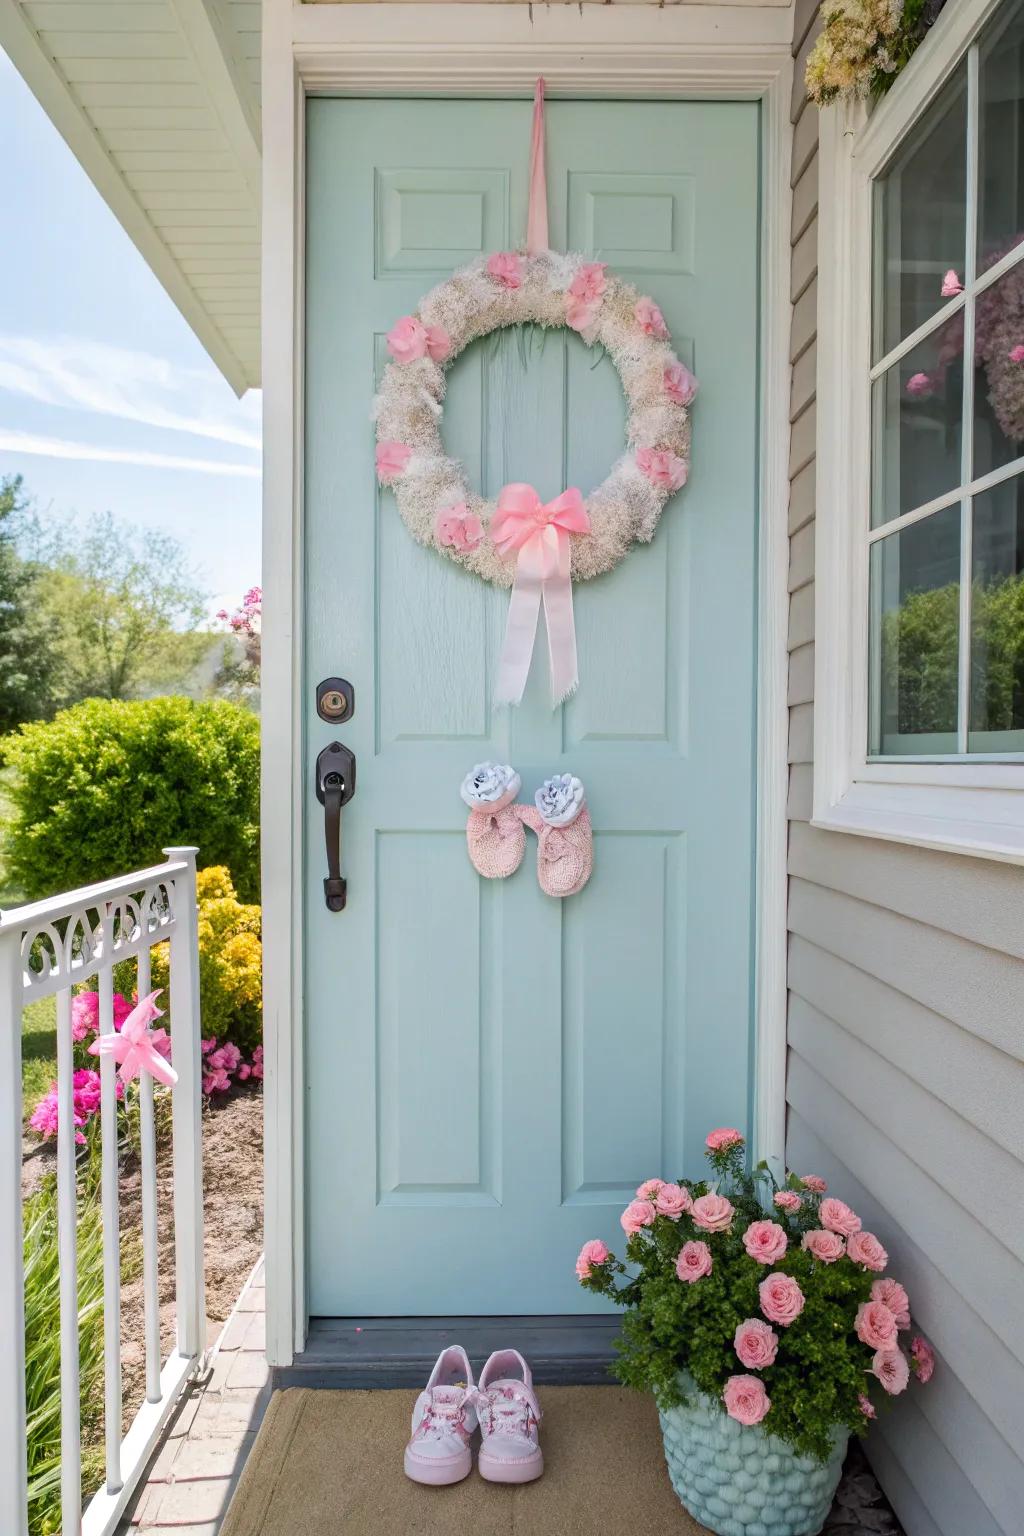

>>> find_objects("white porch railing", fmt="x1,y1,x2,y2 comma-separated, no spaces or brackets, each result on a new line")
0,848,206,1536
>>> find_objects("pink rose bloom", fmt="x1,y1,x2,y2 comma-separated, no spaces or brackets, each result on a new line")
375,440,412,484
386,315,449,364
636,1177,665,1200
635,296,669,339
1010,344,1024,363
847,1230,888,1272
723,1375,771,1427
620,1199,657,1235
774,1191,802,1213
664,362,698,406
940,269,963,297
871,1277,910,1329
856,1300,899,1351
872,1348,910,1395
636,447,687,492
655,1183,692,1218
575,1239,610,1280
71,992,100,1041
734,1318,779,1370
435,503,484,554
201,1037,218,1056
743,1221,788,1265
203,1067,231,1094
570,262,608,304
691,1193,734,1233
819,1197,861,1237
911,1335,935,1383
487,251,523,289
676,1241,713,1282
858,1393,876,1420
905,370,933,397
801,1229,845,1263
566,296,600,333
800,1174,827,1193
251,1046,264,1081
705,1127,744,1151
758,1272,805,1327
237,1062,251,1081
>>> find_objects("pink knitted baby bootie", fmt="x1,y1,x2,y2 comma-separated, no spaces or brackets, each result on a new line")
460,762,526,879
520,774,593,898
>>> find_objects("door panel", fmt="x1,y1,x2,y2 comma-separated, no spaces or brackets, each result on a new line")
304,98,759,1315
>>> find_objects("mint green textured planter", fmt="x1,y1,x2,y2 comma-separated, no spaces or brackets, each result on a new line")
658,1381,848,1536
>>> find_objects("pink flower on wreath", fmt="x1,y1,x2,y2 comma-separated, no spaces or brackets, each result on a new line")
706,1127,744,1152
635,296,669,339
905,370,934,398
620,1199,657,1235
676,1240,713,1282
734,1318,779,1370
636,447,687,492
743,1220,788,1265
871,1277,910,1329
486,251,523,289
575,1239,610,1280
802,1229,845,1264
636,1177,666,1200
375,440,412,484
1010,344,1024,364
435,503,484,554
940,269,964,298
691,1193,734,1233
872,1349,910,1396
723,1375,771,1427
847,1230,888,1272
759,1272,805,1327
570,262,608,305
655,1183,692,1218
566,296,600,333
774,1190,802,1213
820,1197,862,1237
800,1174,828,1193
910,1335,935,1383
664,362,698,407
858,1393,876,1420
386,315,450,365
856,1300,899,1352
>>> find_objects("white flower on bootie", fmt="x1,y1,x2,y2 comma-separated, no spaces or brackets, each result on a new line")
460,762,521,810
535,773,585,827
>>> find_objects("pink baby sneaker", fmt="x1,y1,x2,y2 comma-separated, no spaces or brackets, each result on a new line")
475,1349,544,1484
404,1345,477,1486
460,762,525,879
518,773,593,898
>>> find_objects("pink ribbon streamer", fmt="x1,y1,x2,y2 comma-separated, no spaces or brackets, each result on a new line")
491,483,591,706
526,78,549,255
88,989,178,1087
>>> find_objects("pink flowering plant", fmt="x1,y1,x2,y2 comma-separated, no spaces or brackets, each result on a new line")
576,1128,933,1461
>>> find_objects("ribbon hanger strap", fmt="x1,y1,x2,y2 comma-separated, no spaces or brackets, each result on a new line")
526,77,549,255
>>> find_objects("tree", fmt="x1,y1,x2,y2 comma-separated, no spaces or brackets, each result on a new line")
0,476,55,733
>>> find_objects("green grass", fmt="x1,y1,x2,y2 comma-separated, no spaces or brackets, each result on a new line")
22,998,58,1119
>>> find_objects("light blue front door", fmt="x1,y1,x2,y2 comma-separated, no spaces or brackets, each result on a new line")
304,98,759,1315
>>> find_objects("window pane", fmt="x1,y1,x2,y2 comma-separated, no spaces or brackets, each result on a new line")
871,315,964,526
873,63,967,361
869,505,961,756
978,0,1024,269
974,261,1024,478
969,476,1024,751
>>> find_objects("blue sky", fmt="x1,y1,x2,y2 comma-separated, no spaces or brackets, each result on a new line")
0,49,261,617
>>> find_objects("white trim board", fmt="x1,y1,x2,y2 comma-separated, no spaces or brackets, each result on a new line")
260,0,793,1367
813,0,1024,867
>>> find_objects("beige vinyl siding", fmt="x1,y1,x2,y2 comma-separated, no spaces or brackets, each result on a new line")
785,6,1024,1532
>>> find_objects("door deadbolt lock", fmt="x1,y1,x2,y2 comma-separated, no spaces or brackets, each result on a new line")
316,676,355,723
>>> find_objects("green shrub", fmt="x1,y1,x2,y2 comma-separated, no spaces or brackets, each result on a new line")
151,865,263,1054
3,697,260,902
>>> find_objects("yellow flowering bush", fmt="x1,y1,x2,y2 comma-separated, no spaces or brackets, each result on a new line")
152,865,263,1057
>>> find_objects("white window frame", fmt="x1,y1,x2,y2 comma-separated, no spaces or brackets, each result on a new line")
814,0,1024,866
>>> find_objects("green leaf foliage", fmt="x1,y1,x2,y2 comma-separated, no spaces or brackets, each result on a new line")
3,696,260,902
0,476,56,734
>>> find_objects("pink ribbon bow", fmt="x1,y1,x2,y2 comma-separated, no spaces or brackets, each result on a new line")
88,989,178,1088
490,482,591,706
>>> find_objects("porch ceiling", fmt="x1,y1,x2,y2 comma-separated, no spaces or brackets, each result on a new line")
0,0,261,394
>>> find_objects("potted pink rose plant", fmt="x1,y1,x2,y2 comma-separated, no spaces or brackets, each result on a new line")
576,1129,933,1536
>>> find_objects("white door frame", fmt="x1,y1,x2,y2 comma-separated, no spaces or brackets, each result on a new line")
260,0,795,1367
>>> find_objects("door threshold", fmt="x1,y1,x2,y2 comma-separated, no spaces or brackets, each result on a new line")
272,1315,622,1390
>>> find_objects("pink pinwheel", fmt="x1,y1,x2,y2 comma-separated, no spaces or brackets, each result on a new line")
88,990,177,1087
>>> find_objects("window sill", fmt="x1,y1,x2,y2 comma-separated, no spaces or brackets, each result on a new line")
812,777,1024,866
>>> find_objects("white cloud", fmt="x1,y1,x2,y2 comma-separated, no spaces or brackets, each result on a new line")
0,335,261,451
0,428,260,478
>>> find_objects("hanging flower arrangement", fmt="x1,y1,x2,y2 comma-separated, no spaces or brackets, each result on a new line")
805,0,948,106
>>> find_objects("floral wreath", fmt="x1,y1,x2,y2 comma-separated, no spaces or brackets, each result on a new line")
373,247,698,590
